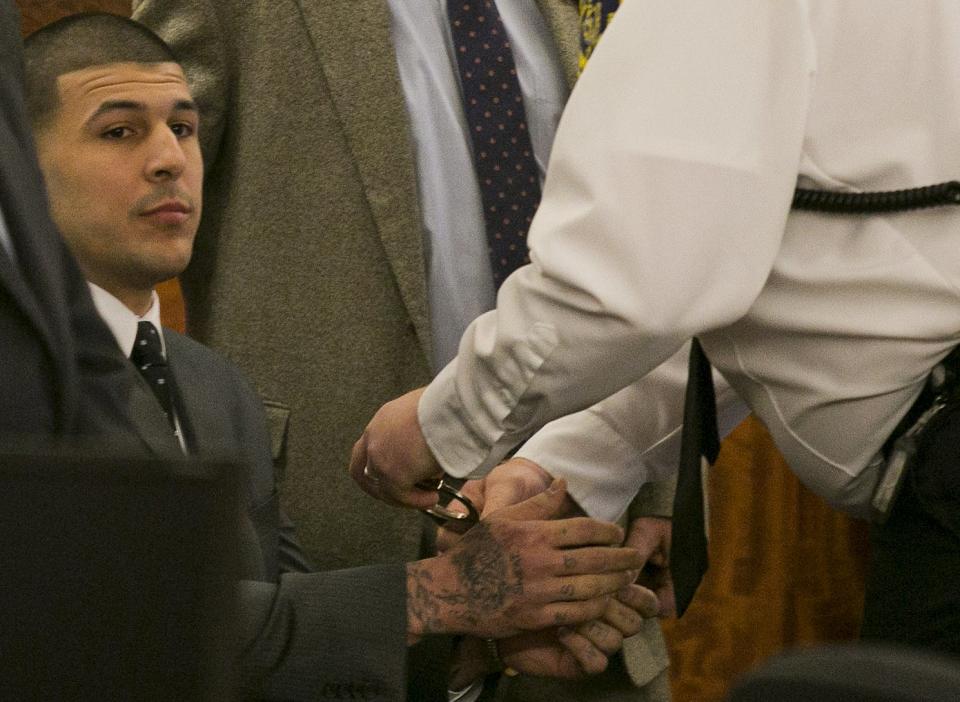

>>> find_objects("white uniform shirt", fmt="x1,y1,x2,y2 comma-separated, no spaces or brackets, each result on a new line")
419,0,960,520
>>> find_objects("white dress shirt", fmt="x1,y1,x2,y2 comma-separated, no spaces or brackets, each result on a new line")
385,0,569,370
419,0,960,519
89,283,187,453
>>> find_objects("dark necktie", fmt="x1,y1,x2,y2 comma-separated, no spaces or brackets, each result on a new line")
671,338,721,616
573,0,719,617
131,320,177,432
448,0,542,288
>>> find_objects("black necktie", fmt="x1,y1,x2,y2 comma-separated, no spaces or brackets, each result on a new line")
448,0,542,288
131,321,177,432
671,338,721,616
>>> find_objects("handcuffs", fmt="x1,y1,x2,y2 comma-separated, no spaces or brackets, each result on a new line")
417,475,480,534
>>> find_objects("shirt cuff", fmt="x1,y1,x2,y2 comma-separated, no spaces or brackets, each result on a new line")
448,679,485,702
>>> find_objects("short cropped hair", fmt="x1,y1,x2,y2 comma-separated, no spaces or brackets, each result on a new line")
23,12,178,129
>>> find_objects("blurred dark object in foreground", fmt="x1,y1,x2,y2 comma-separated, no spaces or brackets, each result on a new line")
727,642,960,701
0,450,240,701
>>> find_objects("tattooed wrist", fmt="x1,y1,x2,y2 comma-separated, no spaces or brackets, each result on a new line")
405,522,526,638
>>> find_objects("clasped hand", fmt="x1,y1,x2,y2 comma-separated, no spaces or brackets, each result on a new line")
432,461,662,680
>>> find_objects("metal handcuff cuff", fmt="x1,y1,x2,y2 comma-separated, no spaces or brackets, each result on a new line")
416,476,513,673
417,475,480,534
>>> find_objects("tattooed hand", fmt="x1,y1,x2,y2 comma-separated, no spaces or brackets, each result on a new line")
501,581,659,678
448,583,659,687
435,458,577,554
405,479,642,641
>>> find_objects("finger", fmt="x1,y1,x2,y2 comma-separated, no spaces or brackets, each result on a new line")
546,518,625,548
349,438,393,502
373,470,440,510
533,597,611,630
556,627,610,676
494,478,567,521
357,462,438,510
573,618,624,656
658,580,677,618
614,583,660,620
554,546,643,576
600,597,644,638
482,475,533,517
435,523,463,554
348,435,369,485
625,517,671,565
525,571,634,605
460,479,485,514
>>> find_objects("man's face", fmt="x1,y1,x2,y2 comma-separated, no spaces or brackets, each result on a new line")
35,62,202,297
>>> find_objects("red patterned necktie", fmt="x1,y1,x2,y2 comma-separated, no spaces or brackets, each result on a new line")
448,0,541,288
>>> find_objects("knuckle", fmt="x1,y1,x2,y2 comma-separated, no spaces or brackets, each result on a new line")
602,633,624,655
582,651,609,675
552,608,572,626
620,610,643,634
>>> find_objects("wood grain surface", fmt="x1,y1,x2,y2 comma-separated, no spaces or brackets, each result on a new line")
663,416,870,701
17,0,129,35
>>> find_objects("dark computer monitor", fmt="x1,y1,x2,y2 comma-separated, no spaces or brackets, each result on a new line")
0,450,241,701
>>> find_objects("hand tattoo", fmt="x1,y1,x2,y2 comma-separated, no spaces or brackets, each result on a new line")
406,523,526,636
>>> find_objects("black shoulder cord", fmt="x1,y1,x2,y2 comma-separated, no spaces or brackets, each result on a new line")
793,180,960,213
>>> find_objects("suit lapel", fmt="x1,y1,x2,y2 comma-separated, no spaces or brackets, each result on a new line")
294,0,432,364
126,369,185,456
535,0,582,89
163,332,228,458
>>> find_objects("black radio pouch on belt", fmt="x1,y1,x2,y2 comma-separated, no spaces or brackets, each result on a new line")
873,345,960,522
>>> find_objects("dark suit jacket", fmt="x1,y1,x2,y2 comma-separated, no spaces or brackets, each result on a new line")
1,5,411,695
0,0,138,441
155,330,411,701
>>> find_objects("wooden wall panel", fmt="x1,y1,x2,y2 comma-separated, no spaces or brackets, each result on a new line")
662,416,870,701
14,2,871,697
17,0,129,35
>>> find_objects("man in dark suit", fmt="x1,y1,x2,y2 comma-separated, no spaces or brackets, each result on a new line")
23,12,656,700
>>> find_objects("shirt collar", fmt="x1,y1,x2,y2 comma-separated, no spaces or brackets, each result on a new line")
88,283,165,358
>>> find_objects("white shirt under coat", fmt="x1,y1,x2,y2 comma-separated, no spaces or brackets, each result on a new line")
89,282,187,453
386,0,569,370
418,0,960,520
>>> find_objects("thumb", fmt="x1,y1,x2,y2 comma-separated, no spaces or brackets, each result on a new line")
626,517,670,565
494,478,567,522
481,476,528,517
